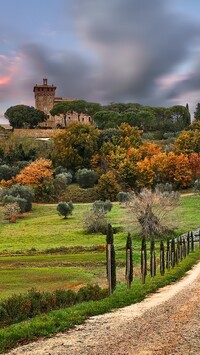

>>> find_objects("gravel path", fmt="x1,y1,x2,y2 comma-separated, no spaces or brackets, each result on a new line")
8,262,200,355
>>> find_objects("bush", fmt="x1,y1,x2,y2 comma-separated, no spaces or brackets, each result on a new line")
57,201,74,219
3,202,21,223
54,172,72,187
85,200,112,234
127,188,180,238
0,164,19,181
84,209,108,234
92,200,113,213
117,191,131,203
2,195,27,213
155,183,174,193
0,184,34,212
193,179,200,193
61,184,98,203
53,172,73,200
76,168,98,188
0,285,108,327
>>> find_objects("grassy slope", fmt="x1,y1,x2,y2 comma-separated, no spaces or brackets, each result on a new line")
0,249,199,353
0,195,199,299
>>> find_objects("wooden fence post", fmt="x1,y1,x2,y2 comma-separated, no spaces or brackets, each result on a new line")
160,240,165,276
179,237,183,261
183,238,186,258
150,239,156,277
166,239,170,270
187,232,190,255
126,232,133,289
106,224,116,295
191,232,194,252
141,237,147,284
171,239,175,268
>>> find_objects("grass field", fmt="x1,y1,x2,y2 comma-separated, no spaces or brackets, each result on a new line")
0,195,199,299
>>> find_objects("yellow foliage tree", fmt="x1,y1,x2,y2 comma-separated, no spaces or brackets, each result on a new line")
15,159,54,187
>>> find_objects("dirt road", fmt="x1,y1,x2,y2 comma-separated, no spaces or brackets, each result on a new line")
8,262,200,355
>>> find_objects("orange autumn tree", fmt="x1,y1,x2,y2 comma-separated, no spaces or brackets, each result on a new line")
164,152,192,188
15,158,54,187
188,153,200,181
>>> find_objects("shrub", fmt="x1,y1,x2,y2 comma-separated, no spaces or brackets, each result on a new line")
54,172,72,187
2,195,27,213
57,201,74,219
155,183,174,193
84,209,108,234
76,168,98,188
127,188,180,238
92,200,113,213
193,179,200,193
77,284,107,302
0,184,34,212
61,184,98,203
0,285,108,327
0,164,19,181
117,191,131,203
3,202,21,223
53,172,72,200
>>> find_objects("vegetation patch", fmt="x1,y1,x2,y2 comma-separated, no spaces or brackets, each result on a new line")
0,250,199,353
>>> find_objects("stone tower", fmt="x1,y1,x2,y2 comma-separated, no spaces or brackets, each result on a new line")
33,78,56,116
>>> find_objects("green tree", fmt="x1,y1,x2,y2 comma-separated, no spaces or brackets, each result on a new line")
76,168,98,188
0,185,34,212
51,100,101,125
93,111,121,129
194,103,200,121
52,122,99,170
166,105,191,132
57,201,74,219
4,105,47,128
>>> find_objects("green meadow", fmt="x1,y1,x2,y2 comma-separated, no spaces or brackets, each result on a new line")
0,195,199,300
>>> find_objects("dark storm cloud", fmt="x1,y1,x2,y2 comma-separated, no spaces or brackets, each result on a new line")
1,0,200,111
20,44,95,101
73,0,200,104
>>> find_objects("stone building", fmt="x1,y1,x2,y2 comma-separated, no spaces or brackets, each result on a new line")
33,78,92,128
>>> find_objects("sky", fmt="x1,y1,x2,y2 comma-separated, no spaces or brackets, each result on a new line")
1,0,200,122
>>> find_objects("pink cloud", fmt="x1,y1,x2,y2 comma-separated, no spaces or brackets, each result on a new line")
156,73,190,89
0,76,11,85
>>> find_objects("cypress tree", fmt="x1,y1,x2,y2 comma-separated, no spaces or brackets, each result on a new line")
141,237,147,284
150,239,156,277
160,240,165,276
125,232,133,288
106,224,116,294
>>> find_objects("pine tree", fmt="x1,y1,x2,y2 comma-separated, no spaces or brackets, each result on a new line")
194,103,200,121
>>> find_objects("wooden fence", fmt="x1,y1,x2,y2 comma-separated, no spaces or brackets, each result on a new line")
107,228,200,292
